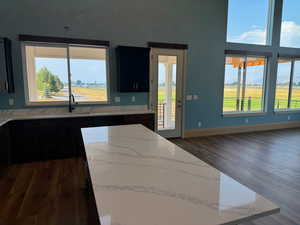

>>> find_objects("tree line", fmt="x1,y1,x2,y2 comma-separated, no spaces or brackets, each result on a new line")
37,67,64,97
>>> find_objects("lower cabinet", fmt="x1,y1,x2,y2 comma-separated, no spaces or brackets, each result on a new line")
0,123,11,165
9,113,155,164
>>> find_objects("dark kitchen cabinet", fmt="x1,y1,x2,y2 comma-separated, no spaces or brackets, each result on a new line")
116,46,150,92
0,123,11,165
8,113,154,164
0,38,14,93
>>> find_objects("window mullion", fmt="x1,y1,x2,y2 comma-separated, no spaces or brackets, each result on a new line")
236,65,242,111
241,57,247,111
287,60,295,108
66,45,72,105
266,0,275,45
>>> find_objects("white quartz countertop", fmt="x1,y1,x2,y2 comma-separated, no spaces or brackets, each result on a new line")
0,108,154,127
81,125,280,225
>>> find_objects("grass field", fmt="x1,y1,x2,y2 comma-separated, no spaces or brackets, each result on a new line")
71,87,107,101
224,86,300,111
37,87,107,102
157,86,300,114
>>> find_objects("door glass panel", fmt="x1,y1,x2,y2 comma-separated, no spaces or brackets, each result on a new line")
275,59,292,110
25,45,68,102
157,55,177,130
69,46,108,102
291,60,300,109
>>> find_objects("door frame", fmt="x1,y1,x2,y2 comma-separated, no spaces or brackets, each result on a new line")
149,47,187,138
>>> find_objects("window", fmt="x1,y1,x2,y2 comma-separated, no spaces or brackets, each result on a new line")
275,58,300,110
227,0,272,45
280,0,300,48
23,42,109,104
223,54,267,113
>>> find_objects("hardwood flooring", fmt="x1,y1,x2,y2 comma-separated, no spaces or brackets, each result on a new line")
1,128,300,225
0,158,97,225
171,128,300,225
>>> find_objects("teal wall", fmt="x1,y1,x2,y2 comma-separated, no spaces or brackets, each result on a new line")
0,0,299,129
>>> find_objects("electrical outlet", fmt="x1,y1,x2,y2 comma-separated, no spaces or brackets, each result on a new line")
186,95,193,101
245,118,249,124
8,98,14,106
132,96,135,102
198,121,202,127
114,96,120,103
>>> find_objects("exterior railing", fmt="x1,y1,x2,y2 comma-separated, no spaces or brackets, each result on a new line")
223,97,300,111
157,103,166,128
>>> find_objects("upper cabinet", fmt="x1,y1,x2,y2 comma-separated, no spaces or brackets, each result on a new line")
116,46,150,92
0,38,14,93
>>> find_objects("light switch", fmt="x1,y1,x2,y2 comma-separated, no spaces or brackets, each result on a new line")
186,95,193,101
114,96,121,103
8,98,14,106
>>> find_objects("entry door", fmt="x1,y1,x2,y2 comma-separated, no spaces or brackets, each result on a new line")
150,48,185,138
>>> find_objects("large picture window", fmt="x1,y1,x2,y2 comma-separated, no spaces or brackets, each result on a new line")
226,0,272,45
275,58,300,110
23,42,109,104
223,54,267,113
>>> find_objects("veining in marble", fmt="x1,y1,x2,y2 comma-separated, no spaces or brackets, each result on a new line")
81,125,280,225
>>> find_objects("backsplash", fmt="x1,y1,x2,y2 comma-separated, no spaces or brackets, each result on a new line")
0,105,150,119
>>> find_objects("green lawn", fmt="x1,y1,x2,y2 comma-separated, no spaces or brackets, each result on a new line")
223,86,300,111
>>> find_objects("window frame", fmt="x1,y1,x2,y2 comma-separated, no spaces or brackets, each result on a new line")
274,56,300,112
21,41,110,106
222,53,269,116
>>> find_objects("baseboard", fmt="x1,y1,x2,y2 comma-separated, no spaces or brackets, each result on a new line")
184,121,300,138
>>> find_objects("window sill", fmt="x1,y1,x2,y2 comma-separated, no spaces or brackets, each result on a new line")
222,111,266,118
274,109,300,114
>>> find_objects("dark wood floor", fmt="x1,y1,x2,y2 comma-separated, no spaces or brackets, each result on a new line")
0,158,95,225
171,128,300,225
1,128,300,225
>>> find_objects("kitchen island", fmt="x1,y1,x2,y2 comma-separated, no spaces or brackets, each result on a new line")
81,124,280,225
0,109,154,164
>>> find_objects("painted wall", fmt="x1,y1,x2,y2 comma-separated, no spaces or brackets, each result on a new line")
0,0,299,129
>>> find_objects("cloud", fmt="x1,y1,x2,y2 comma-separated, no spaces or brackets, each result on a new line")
231,29,266,45
229,21,300,47
280,21,300,48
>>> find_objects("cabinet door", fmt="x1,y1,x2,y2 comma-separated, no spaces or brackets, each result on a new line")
134,48,150,92
117,47,135,92
0,124,11,165
117,46,150,92
0,40,8,93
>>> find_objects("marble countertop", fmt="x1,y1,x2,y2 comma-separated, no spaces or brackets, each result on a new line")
0,107,154,127
81,125,280,225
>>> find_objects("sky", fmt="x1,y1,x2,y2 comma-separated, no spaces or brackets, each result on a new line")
227,0,300,47
226,0,300,85
36,58,107,84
